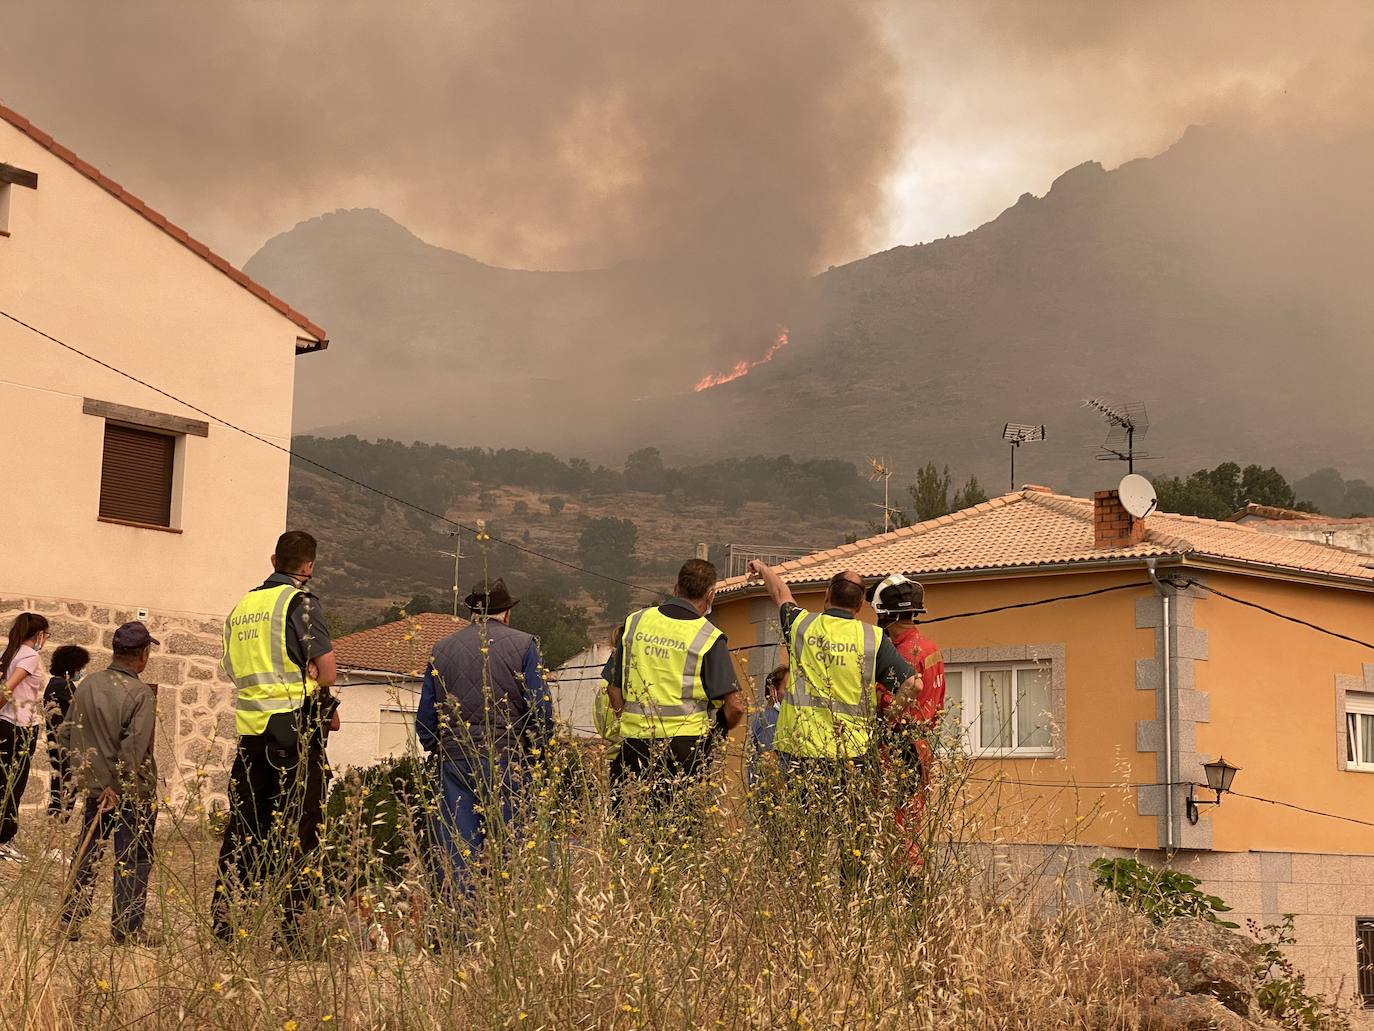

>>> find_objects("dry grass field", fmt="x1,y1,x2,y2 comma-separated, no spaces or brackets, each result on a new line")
0,739,1342,1030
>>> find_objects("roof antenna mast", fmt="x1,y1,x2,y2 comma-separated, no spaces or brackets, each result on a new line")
1085,398,1156,474
1002,423,1045,492
867,456,898,532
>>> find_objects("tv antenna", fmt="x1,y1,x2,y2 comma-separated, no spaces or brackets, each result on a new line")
867,456,899,532
1084,398,1155,473
1002,423,1045,492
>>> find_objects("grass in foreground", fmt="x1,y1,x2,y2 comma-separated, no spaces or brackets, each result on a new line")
0,740,1293,1029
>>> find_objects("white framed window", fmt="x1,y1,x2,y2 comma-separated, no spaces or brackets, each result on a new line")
378,706,417,757
940,663,1055,757
1346,693,1374,772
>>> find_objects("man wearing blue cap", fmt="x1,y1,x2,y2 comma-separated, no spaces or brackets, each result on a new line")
58,620,161,944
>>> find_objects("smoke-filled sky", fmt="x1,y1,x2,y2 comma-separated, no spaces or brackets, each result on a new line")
5,1,1373,274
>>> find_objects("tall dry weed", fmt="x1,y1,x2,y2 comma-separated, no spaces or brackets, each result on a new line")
0,711,1188,1030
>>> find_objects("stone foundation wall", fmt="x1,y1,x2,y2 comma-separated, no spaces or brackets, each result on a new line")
0,594,234,805
987,843,1374,1022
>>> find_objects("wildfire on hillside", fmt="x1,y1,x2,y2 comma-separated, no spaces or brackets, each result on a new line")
693,327,791,391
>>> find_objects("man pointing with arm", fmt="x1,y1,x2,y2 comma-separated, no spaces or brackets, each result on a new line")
746,561,916,880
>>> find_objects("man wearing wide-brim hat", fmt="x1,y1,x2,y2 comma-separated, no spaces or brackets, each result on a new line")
415,576,551,900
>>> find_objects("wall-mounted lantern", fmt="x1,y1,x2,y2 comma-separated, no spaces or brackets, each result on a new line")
1186,756,1241,825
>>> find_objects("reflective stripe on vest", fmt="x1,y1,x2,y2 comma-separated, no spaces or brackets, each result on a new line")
776,611,878,759
618,606,721,738
221,584,306,736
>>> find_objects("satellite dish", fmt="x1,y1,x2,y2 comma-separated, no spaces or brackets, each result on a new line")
1119,473,1158,519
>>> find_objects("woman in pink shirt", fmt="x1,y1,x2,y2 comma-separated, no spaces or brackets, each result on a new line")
0,612,50,861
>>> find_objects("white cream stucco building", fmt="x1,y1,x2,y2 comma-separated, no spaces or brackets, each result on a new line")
329,612,471,772
0,102,328,798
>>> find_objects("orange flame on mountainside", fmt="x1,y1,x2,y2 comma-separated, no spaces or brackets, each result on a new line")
693,327,790,392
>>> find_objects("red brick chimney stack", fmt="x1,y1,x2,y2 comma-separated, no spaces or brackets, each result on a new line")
1094,489,1147,548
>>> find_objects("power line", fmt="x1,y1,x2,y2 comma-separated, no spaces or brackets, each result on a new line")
1172,578,1374,651
1,309,665,599
1227,790,1374,830
919,582,1145,625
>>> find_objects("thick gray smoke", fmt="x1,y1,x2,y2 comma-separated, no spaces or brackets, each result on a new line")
1,1,906,386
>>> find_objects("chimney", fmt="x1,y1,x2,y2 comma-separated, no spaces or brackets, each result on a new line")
1094,490,1147,548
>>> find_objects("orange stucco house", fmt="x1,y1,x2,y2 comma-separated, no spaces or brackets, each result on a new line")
712,485,1374,1012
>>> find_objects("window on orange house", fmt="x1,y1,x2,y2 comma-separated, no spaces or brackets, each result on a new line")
940,663,1054,757
1346,694,1374,771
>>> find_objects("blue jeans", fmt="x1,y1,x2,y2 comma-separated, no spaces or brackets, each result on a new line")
431,756,522,900
61,794,157,939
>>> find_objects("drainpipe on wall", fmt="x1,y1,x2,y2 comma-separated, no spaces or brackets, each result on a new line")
1146,558,1175,855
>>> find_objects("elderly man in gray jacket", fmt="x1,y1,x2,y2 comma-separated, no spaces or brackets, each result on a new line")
58,621,160,944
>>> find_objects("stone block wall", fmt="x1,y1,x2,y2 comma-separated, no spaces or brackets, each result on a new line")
988,843,1374,1022
0,594,234,805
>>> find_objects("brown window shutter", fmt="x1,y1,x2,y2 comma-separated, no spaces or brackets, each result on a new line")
99,424,175,527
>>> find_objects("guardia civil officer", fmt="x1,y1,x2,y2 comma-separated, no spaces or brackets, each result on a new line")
604,558,744,817
213,530,337,947
746,561,916,878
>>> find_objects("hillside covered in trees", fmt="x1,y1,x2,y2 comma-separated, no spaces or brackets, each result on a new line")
289,435,1358,664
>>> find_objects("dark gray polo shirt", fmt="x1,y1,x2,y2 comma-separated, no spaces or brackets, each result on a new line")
600,598,739,701
253,571,334,672
779,603,913,690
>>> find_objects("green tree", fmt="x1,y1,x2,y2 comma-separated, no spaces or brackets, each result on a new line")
625,447,667,492
577,517,638,618
511,588,593,668
1239,464,1298,509
1155,474,1234,520
1293,467,1345,514
908,463,953,522
1344,480,1374,517
952,475,989,510
1156,461,1308,519
546,496,566,517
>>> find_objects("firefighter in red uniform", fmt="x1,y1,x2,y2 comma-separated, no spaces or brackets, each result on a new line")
868,573,945,865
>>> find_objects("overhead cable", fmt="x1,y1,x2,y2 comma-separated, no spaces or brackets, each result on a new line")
0,309,665,599
1171,577,1374,651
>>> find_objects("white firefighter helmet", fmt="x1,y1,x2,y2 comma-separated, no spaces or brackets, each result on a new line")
866,572,926,617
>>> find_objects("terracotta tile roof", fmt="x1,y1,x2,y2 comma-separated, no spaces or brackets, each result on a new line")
1229,504,1319,522
1231,503,1374,527
335,612,471,677
717,489,1374,595
0,103,328,351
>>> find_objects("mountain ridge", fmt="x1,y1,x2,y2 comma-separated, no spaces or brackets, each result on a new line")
248,120,1374,490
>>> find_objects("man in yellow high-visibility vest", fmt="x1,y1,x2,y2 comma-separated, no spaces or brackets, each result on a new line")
604,558,743,816
213,530,338,948
746,561,917,878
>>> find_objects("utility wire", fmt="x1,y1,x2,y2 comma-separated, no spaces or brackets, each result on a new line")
1,309,666,599
1227,790,1374,830
918,582,1145,625
1171,578,1374,651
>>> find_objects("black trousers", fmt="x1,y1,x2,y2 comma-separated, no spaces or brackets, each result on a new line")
610,736,710,819
0,721,37,844
212,739,327,941
61,794,157,939
777,752,874,884
47,733,74,817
